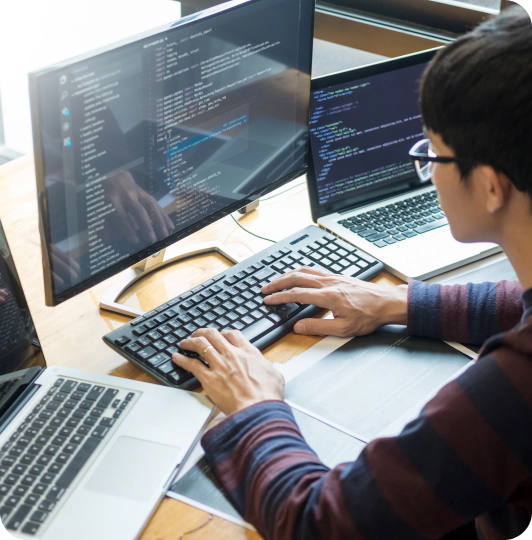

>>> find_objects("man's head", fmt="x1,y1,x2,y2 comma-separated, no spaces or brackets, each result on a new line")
417,7,532,245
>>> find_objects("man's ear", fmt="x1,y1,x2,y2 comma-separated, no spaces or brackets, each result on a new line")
477,165,513,214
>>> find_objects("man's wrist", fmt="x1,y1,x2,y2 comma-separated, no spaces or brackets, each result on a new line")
382,284,408,326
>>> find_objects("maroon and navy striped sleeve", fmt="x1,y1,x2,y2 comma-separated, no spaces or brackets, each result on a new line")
407,280,523,344
202,337,532,540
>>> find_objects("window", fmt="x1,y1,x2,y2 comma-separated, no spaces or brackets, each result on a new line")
318,0,501,35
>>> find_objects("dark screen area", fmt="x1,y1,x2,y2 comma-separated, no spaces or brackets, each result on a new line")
32,0,312,302
309,62,428,209
0,222,46,376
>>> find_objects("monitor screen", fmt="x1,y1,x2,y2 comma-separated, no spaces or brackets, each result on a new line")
30,0,313,306
0,221,46,376
307,50,438,220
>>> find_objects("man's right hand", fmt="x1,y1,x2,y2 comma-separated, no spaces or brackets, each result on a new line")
261,266,408,338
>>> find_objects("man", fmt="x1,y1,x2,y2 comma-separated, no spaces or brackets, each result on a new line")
173,7,532,539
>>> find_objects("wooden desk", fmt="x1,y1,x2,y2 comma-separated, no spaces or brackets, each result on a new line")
0,155,402,540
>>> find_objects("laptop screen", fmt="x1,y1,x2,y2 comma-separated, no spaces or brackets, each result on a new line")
0,221,46,377
307,49,439,221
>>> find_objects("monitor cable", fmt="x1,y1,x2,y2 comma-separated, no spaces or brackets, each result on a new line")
259,180,306,201
230,214,276,243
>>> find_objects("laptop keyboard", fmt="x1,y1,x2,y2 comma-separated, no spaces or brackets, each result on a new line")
104,225,384,390
338,190,448,248
0,378,135,536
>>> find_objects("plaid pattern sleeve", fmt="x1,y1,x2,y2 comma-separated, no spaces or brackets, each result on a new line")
202,316,532,540
407,280,523,344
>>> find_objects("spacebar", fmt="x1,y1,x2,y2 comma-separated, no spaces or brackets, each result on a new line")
414,217,448,234
242,319,276,342
56,437,101,488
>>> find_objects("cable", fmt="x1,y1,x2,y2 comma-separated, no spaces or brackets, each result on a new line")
260,180,307,201
230,214,276,243
179,514,213,539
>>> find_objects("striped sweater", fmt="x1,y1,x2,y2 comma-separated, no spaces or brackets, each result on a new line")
202,280,532,540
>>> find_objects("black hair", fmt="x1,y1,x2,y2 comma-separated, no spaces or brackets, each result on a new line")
420,5,532,198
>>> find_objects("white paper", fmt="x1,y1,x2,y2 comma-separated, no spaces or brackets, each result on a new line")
282,326,475,442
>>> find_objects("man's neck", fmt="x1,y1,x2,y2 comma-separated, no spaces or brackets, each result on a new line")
500,221,532,292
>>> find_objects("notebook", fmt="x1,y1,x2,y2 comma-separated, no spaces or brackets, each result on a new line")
0,220,213,540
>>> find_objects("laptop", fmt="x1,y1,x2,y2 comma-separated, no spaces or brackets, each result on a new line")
307,49,501,281
0,220,213,539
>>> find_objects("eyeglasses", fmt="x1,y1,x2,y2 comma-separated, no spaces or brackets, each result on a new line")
408,139,473,182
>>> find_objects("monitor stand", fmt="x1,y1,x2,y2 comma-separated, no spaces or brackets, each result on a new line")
99,241,244,318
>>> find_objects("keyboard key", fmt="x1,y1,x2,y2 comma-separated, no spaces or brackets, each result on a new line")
6,504,32,530
46,486,65,501
85,386,105,401
59,380,77,394
114,336,130,347
30,509,48,523
55,454,69,465
55,437,101,489
413,217,448,234
21,474,37,485
137,347,157,361
29,466,44,476
241,319,275,342
5,496,20,507
13,485,28,497
36,455,52,466
96,389,118,409
22,522,40,535
147,353,169,368
32,484,47,496
39,500,55,512
41,473,55,484
99,418,116,428
366,232,388,242
13,464,26,475
25,494,40,506
277,303,300,318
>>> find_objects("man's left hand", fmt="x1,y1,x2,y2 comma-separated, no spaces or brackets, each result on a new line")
172,328,285,416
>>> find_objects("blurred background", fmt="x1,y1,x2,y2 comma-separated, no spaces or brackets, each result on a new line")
0,0,506,164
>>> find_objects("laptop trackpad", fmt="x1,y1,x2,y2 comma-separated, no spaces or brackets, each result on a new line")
85,436,180,503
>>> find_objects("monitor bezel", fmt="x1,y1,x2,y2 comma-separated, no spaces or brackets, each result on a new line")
306,47,441,223
29,0,315,307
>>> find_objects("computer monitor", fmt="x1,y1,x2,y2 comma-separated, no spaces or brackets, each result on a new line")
29,0,314,308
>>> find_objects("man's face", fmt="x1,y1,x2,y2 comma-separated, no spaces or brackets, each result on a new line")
427,130,490,244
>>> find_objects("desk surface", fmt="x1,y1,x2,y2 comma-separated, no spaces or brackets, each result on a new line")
0,155,402,540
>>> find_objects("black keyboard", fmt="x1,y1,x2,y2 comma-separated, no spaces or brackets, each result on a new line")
0,287,26,355
338,190,448,248
104,225,384,390
0,378,136,536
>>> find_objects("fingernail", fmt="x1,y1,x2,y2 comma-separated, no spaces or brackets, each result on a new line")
294,321,305,333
